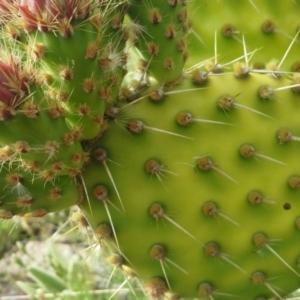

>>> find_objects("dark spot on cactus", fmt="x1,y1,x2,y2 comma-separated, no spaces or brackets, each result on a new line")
127,119,144,134
93,115,104,125
252,271,266,285
258,85,274,100
253,232,268,247
110,13,122,30
93,185,108,201
150,244,165,260
0,104,14,120
149,88,164,102
253,62,266,70
39,170,56,182
149,203,164,220
122,265,137,278
72,211,88,229
48,187,63,201
63,133,74,146
0,210,13,219
197,282,214,296
291,76,300,93
57,22,74,38
149,8,162,24
277,128,293,144
168,0,178,7
165,24,176,39
240,144,255,158
31,43,46,60
164,57,175,69
68,168,81,178
261,20,276,34
147,42,160,55
205,242,220,257
283,203,291,210
297,256,300,268
177,38,186,51
95,223,112,239
107,253,123,267
51,161,65,173
71,127,83,141
145,159,163,175
78,104,91,116
144,278,168,298
44,140,60,157
218,95,234,111
21,100,39,119
292,61,300,72
288,176,300,189
58,65,73,80
105,106,120,119
296,217,300,230
23,160,40,172
85,41,99,59
0,146,13,162
99,86,113,102
16,195,33,208
82,77,97,93
13,140,30,153
233,62,249,78
176,111,192,126
192,69,209,85
48,103,66,119
26,208,47,218
178,7,187,22
56,90,70,102
197,156,213,171
93,148,107,162
248,191,264,205
202,201,217,216
5,172,23,186
182,20,191,33
222,24,236,37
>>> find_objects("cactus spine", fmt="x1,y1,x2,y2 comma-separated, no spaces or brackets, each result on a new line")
1,0,300,299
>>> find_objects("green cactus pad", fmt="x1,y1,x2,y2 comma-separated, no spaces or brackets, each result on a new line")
126,0,189,84
79,70,300,298
0,163,80,217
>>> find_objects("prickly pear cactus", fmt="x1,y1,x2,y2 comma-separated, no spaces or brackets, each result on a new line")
1,0,300,299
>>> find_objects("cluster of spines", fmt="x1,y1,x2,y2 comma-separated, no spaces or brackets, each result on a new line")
0,0,129,217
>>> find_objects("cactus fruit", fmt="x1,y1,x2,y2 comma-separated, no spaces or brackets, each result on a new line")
2,0,300,299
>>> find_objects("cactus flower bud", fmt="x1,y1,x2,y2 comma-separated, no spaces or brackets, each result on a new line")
0,58,28,107
19,0,91,32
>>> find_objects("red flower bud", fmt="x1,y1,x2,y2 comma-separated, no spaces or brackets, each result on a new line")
19,0,61,31
0,58,28,107
19,0,90,32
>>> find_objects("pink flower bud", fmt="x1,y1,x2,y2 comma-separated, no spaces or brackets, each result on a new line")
19,0,61,31
18,0,90,31
18,5,38,30
0,58,28,107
